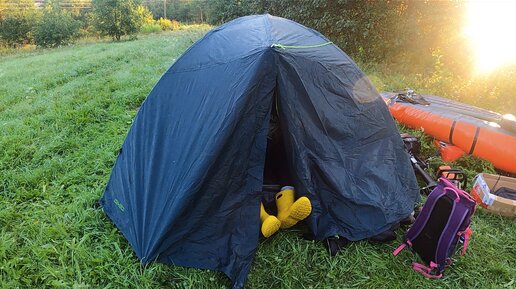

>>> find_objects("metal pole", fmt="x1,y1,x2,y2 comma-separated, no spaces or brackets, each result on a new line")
163,0,166,19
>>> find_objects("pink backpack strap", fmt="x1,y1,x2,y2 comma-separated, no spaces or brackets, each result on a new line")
412,261,443,279
392,240,412,256
392,243,406,256
458,227,473,256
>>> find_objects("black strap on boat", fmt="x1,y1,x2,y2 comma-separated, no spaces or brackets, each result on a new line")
468,127,481,154
448,120,457,144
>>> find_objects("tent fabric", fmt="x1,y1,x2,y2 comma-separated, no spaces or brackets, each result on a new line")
100,14,419,288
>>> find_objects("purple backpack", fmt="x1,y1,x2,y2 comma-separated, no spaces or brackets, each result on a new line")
393,177,476,278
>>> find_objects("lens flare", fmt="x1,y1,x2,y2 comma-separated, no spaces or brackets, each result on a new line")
465,1,516,72
503,114,516,121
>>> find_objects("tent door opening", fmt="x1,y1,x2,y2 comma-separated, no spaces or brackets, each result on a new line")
262,89,293,197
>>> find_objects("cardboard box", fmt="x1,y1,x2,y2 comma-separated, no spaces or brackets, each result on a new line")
470,173,516,217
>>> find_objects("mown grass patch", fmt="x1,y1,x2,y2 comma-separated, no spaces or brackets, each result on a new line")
1,28,515,288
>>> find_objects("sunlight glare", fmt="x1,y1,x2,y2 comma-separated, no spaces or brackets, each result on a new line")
465,1,516,72
503,113,516,121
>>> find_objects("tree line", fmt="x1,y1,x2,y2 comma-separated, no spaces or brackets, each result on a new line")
205,0,469,73
132,0,469,73
0,0,183,47
0,0,473,74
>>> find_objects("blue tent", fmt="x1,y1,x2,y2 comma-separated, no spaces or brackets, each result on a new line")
101,14,419,288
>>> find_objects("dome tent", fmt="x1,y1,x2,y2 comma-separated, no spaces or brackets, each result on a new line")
100,14,419,288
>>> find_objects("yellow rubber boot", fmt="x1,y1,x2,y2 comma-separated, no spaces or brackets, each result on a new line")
260,203,281,238
275,186,312,229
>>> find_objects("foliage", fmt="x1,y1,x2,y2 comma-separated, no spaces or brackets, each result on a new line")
140,23,161,34
41,0,95,36
138,9,181,34
276,0,412,62
139,11,181,34
91,0,143,41
364,58,516,114
1,29,515,289
207,0,413,62
0,0,41,46
42,0,93,18
177,22,211,31
35,10,81,48
157,17,180,31
207,0,259,24
204,0,473,77
135,4,154,25
144,0,208,23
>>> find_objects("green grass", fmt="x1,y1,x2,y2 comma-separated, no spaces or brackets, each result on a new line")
1,29,515,289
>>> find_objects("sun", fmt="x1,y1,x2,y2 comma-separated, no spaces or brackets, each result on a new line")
465,0,516,72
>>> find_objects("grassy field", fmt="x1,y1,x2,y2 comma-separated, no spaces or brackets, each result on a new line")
1,28,515,289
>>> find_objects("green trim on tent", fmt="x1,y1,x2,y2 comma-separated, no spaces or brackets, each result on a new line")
271,42,333,49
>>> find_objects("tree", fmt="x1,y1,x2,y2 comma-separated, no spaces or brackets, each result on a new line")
0,0,7,19
142,0,209,23
204,0,468,68
35,9,80,47
91,0,142,40
135,4,154,26
42,0,93,18
0,0,41,46
42,0,93,31
207,0,261,24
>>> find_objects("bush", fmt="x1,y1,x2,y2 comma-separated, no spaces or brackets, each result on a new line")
92,0,143,41
35,11,80,48
157,18,180,31
171,20,180,30
136,5,154,25
140,23,161,34
0,6,40,46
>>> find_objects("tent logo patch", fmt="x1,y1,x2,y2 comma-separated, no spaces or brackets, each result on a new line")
114,199,125,212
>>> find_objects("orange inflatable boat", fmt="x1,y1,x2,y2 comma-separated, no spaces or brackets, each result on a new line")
382,91,516,174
